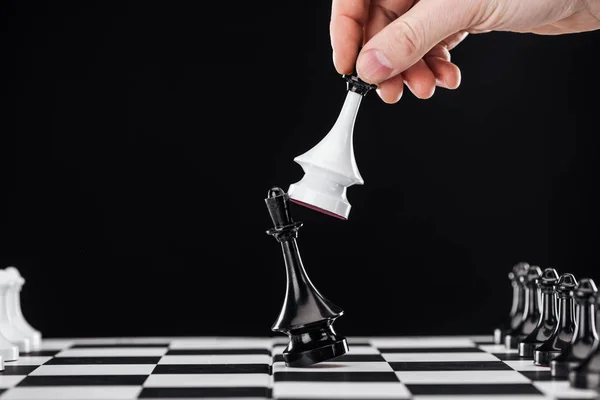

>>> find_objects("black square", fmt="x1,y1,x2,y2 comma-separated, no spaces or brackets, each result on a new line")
520,370,568,381
17,375,148,386
139,387,270,398
379,347,484,353
273,371,400,382
493,353,526,360
390,361,513,371
45,356,161,365
0,365,39,375
473,340,496,345
166,348,271,356
152,364,270,374
71,343,170,348
406,383,544,395
22,350,61,357
273,354,384,363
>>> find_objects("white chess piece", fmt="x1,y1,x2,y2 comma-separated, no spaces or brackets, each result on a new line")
287,75,376,220
0,269,31,354
4,267,41,352
0,296,19,361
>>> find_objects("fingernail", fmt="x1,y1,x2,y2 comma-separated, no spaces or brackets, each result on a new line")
436,78,449,89
358,49,393,82
375,88,403,104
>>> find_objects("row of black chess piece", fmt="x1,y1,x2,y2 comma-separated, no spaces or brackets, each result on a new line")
494,262,600,389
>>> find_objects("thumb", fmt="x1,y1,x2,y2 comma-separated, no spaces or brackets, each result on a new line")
356,0,476,84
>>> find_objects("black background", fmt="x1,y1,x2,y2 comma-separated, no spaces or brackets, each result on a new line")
1,1,599,339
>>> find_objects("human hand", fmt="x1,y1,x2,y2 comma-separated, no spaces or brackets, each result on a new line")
330,0,600,103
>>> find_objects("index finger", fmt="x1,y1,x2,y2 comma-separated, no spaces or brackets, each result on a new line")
330,0,370,74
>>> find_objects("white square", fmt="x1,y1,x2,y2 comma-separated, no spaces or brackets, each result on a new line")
40,339,74,350
503,360,550,371
345,345,380,355
272,361,393,373
55,348,167,357
158,354,271,365
29,365,156,375
478,344,518,354
394,370,531,384
143,374,270,387
370,337,475,348
73,337,171,345
0,386,142,399
382,352,500,362
412,396,546,400
533,381,600,398
273,382,411,399
0,376,26,389
169,338,272,349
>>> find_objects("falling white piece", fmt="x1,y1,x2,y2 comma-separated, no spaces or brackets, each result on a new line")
4,267,42,352
0,269,30,355
287,76,375,220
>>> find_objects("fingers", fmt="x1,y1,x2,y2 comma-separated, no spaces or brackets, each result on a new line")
424,56,462,89
402,59,436,99
377,74,405,103
363,0,416,103
330,0,370,74
356,0,474,84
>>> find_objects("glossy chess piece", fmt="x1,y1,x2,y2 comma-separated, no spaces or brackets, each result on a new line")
519,268,559,358
494,262,530,345
265,187,348,367
570,293,600,389
0,270,31,353
505,266,542,349
287,75,376,220
534,273,578,366
551,278,598,377
3,267,42,352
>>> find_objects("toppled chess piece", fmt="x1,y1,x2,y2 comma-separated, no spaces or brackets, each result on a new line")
505,266,542,349
551,278,598,377
570,293,600,389
519,268,560,358
287,75,376,220
265,187,348,367
494,262,529,345
534,273,578,366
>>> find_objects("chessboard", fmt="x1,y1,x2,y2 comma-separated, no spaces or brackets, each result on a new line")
0,335,598,399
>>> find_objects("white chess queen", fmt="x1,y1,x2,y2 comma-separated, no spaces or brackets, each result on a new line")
288,75,375,220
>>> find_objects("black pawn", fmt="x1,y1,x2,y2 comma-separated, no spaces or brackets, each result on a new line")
494,262,530,344
265,187,348,367
505,266,542,349
570,292,600,389
534,273,578,366
519,268,560,358
551,278,598,378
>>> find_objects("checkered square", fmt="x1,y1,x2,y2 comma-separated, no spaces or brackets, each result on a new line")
0,336,597,399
